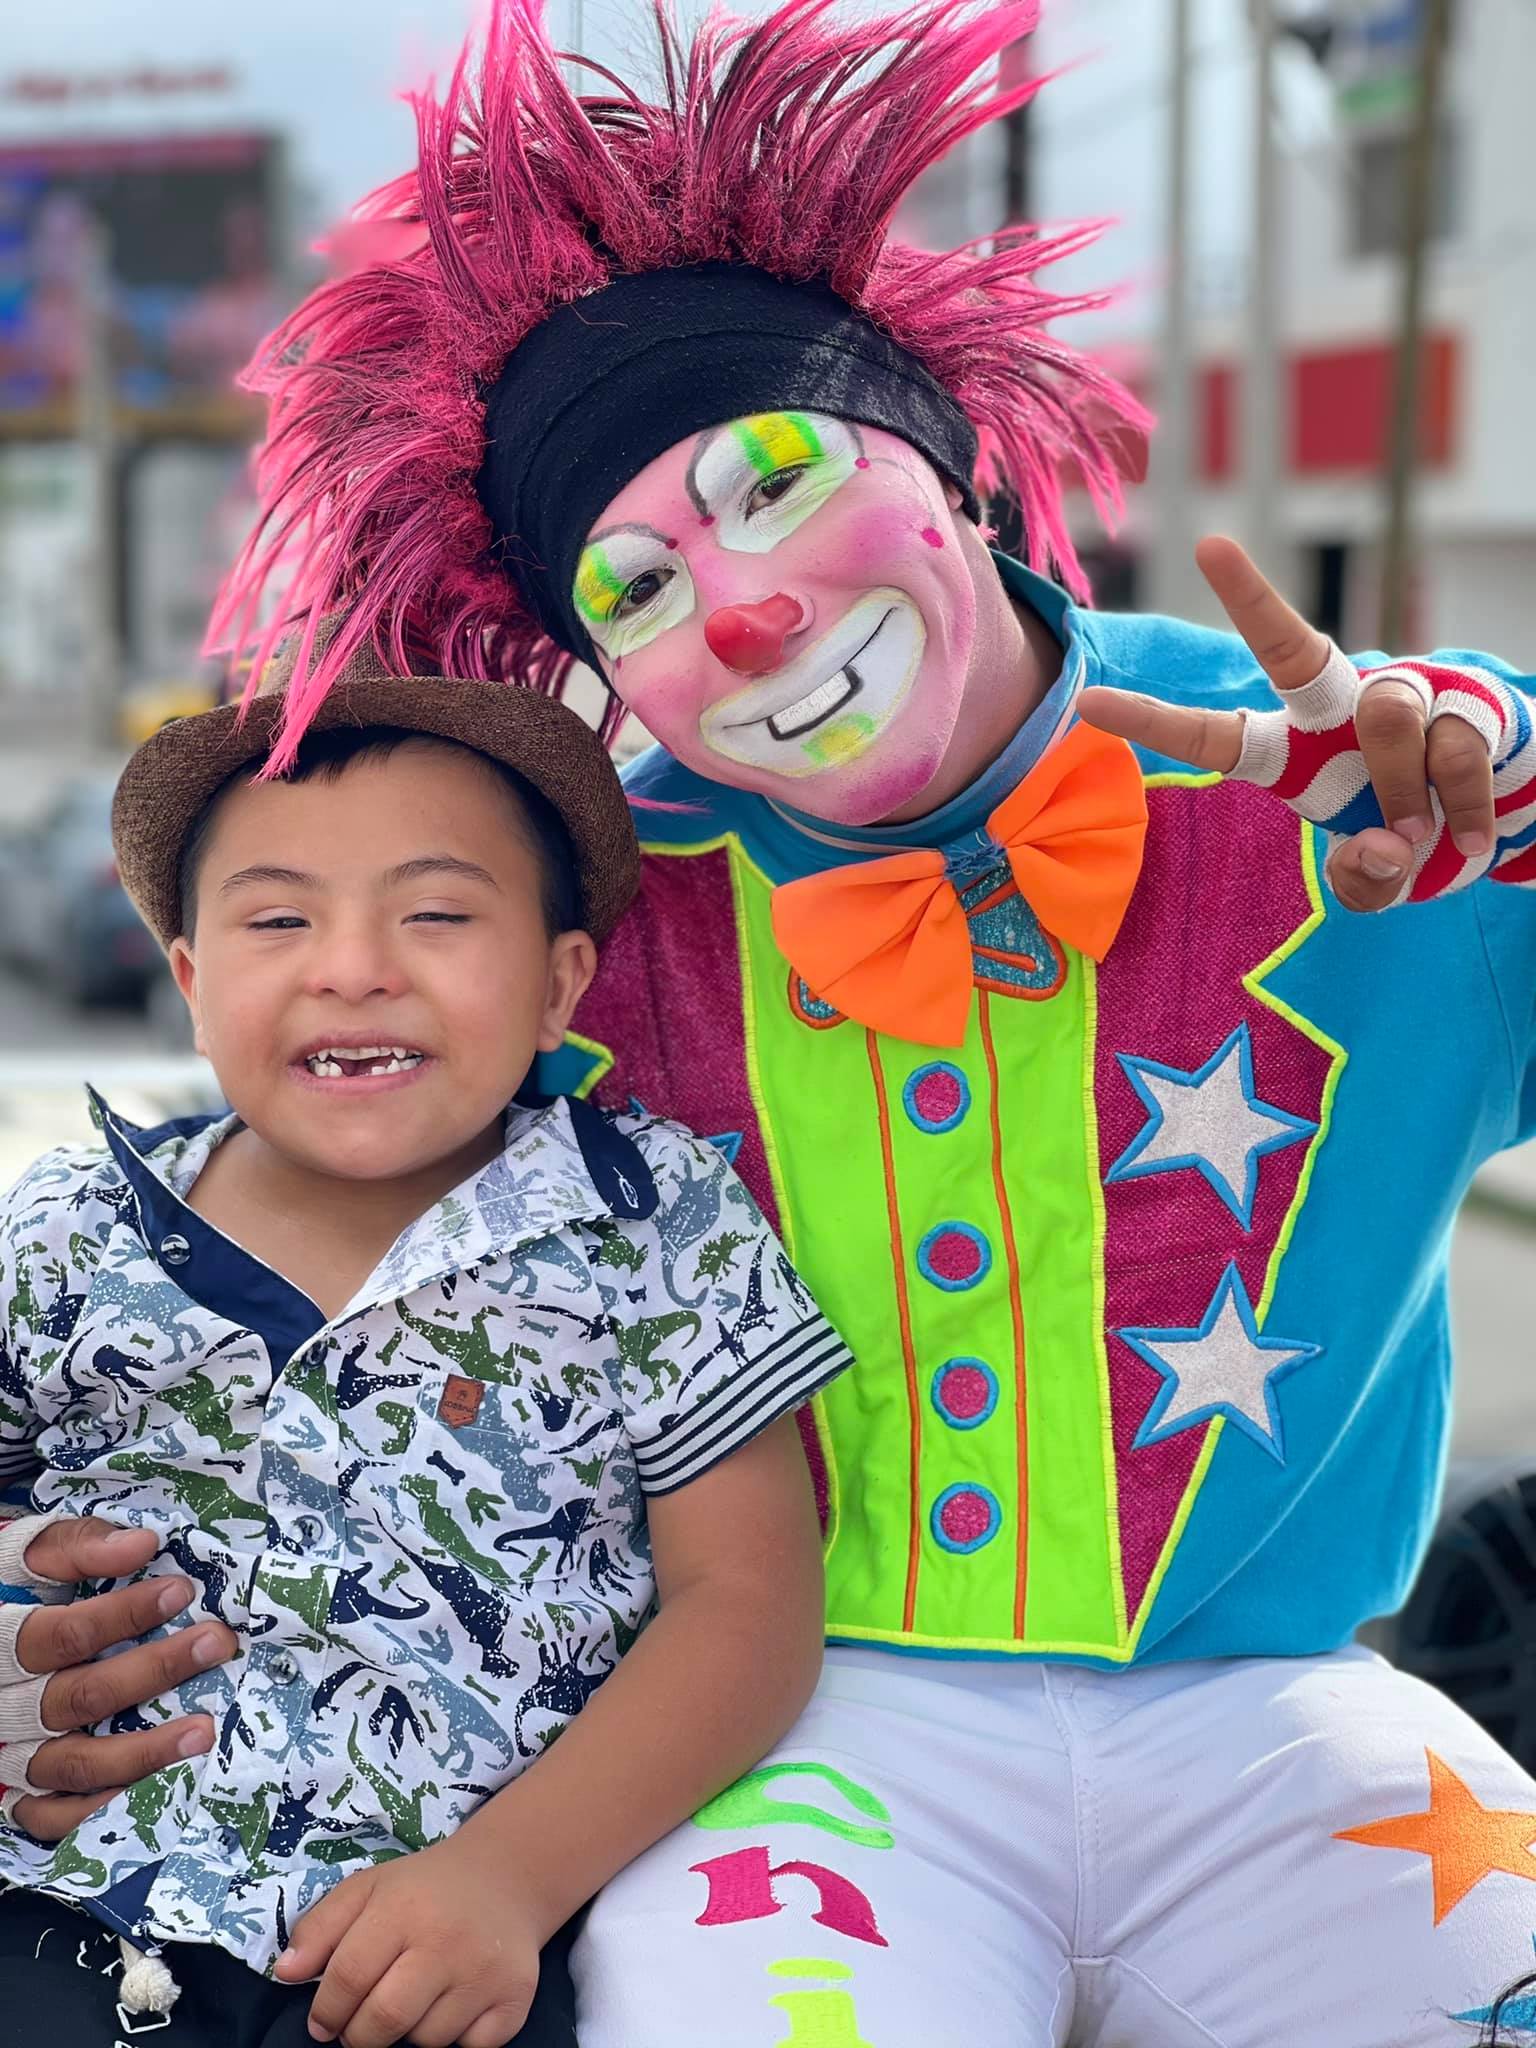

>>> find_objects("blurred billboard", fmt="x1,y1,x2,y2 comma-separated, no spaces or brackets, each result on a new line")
0,129,282,431
0,131,282,707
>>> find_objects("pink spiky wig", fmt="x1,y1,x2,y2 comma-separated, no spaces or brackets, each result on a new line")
209,0,1151,770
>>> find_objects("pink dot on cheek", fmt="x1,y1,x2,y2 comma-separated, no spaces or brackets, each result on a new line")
698,513,715,528
855,457,870,470
921,526,945,549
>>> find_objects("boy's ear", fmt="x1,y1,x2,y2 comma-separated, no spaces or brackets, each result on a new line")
167,938,209,1059
537,931,598,1053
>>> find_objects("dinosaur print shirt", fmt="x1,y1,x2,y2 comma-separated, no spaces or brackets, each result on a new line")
0,1089,850,1972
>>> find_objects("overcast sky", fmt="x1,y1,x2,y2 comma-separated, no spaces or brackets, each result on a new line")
0,0,1281,343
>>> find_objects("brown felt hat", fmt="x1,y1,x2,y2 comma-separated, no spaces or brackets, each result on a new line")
112,640,640,950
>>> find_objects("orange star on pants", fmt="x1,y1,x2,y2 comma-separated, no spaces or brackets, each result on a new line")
1335,1750,1536,1925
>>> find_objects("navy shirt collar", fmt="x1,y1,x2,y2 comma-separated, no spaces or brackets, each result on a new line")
86,1086,657,1370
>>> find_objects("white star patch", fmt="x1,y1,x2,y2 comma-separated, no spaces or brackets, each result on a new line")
1106,1023,1315,1227
1119,1263,1321,1462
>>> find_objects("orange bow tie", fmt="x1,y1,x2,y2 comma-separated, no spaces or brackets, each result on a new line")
771,721,1148,1048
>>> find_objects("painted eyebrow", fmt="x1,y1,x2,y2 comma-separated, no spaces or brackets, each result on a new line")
684,426,724,518
682,417,864,517
583,521,674,551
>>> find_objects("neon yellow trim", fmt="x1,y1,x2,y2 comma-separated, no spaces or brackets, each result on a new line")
825,1618,1145,1661
1121,804,1347,1652
1079,953,1129,1648
1246,820,1348,1324
562,1029,613,1100
1120,1419,1225,1654
1143,769,1224,791
632,832,736,859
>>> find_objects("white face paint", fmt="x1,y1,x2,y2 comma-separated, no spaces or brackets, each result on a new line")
573,408,981,826
698,588,925,776
573,525,697,663
685,414,863,554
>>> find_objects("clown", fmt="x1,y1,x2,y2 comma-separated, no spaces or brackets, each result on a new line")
193,1,1536,2040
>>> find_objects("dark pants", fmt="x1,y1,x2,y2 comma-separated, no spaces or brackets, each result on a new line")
0,1889,579,2047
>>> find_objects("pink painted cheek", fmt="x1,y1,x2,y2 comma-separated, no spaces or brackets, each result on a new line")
805,499,935,577
599,644,706,744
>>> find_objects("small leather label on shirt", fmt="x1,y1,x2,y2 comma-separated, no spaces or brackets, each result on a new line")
437,1375,485,1428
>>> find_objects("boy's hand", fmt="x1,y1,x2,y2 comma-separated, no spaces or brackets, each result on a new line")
276,1833,546,2048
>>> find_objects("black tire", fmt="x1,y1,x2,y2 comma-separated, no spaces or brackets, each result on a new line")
1388,1461,1536,1770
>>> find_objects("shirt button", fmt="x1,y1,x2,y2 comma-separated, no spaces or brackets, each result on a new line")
293,1516,325,1548
267,1651,299,1684
159,1234,192,1268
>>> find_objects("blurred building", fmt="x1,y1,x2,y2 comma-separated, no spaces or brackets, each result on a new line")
0,119,289,736
1099,0,1536,660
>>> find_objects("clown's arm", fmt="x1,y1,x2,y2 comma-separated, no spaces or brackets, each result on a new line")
1078,536,1536,919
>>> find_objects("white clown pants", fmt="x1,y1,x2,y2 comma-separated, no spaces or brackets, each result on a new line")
574,1644,1536,2046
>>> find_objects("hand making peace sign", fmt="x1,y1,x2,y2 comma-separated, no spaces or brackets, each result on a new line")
1077,536,1506,915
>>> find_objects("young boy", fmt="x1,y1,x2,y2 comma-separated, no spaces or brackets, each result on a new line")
0,666,851,2047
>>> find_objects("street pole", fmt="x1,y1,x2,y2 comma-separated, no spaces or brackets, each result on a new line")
1242,0,1284,581
1379,0,1453,650
1147,0,1197,619
1001,39,1031,227
77,212,121,754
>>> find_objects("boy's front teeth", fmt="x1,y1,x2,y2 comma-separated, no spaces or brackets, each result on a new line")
306,1046,424,1078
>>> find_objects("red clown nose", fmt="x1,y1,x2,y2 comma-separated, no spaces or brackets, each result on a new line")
704,594,805,676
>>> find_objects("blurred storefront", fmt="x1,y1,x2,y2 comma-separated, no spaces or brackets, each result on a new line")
1083,0,1536,662
0,123,285,737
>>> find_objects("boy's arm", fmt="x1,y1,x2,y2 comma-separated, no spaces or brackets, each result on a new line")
279,1122,849,2048
278,1415,823,2048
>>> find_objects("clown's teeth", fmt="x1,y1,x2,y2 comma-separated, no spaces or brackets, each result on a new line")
768,668,859,741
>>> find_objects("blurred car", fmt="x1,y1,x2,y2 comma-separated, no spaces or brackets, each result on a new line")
145,958,198,1050
119,677,222,747
1373,1458,1536,1778
0,774,157,1005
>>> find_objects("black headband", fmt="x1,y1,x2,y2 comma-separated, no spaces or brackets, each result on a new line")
474,262,980,666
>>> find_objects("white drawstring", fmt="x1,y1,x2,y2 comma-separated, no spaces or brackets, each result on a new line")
118,1936,182,2015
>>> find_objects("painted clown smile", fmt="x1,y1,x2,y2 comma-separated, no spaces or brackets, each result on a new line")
700,591,925,777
